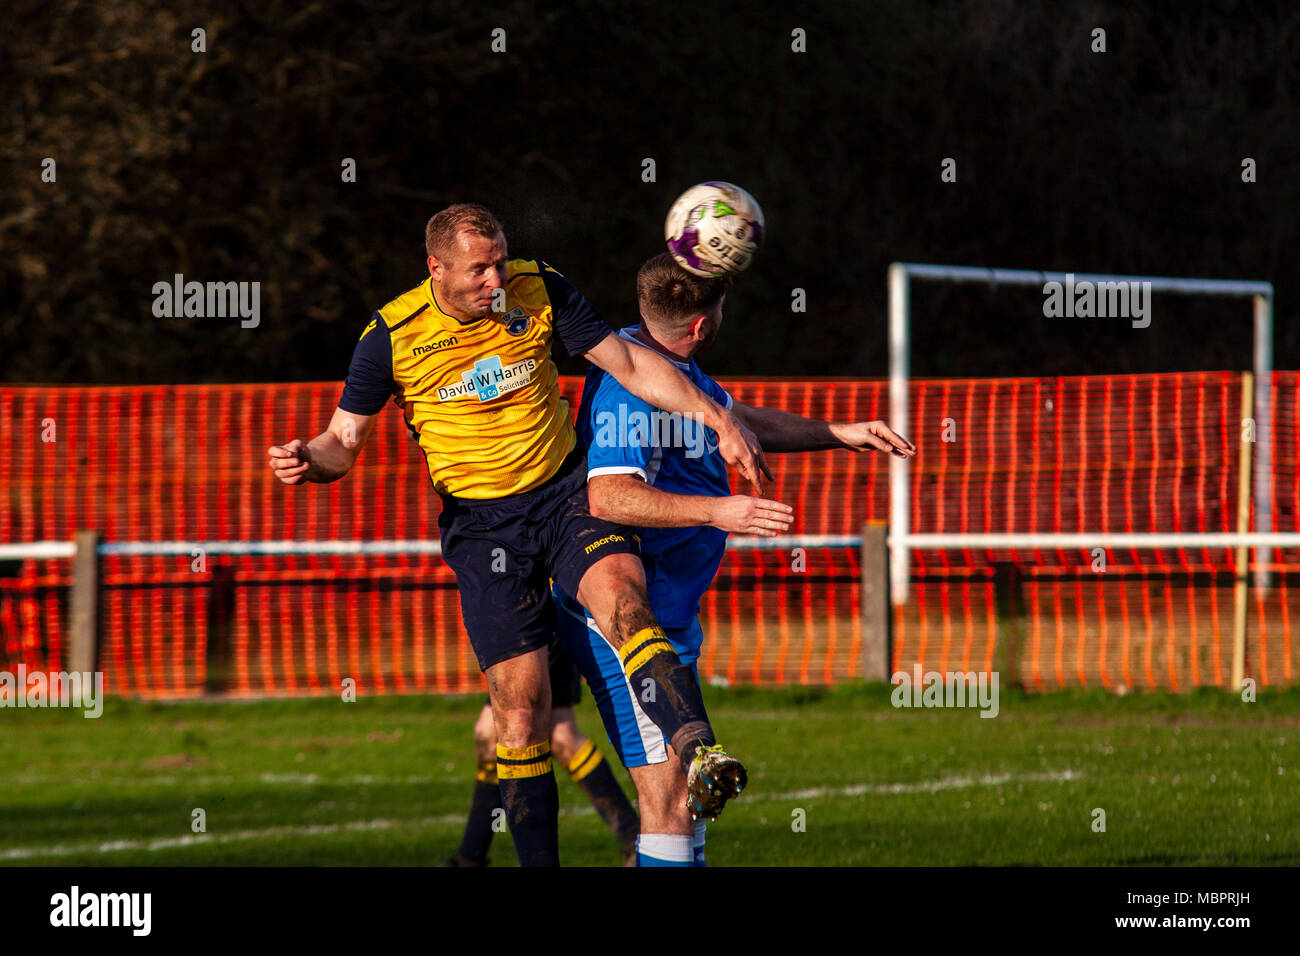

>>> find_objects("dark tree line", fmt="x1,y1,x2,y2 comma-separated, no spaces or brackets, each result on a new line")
2,0,1297,384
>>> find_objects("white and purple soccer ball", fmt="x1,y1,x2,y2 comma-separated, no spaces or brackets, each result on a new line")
664,182,765,278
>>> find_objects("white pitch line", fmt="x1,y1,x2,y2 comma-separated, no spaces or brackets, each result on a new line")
1,770,1082,861
11,772,441,788
0,814,467,861
9,767,1082,794
762,769,1081,801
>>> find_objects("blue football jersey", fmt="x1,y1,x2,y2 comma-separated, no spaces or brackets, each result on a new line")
577,327,731,628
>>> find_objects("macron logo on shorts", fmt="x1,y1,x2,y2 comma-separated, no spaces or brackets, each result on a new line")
584,533,626,555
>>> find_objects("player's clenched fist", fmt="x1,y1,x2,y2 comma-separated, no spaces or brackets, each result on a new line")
708,495,794,536
268,439,312,484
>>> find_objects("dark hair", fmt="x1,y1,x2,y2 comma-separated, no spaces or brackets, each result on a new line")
635,253,730,336
425,203,504,259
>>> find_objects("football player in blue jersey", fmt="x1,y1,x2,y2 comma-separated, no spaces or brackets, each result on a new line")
554,253,916,865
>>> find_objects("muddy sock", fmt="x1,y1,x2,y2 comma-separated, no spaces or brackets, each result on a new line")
496,741,560,867
453,758,501,864
566,739,639,852
619,626,715,775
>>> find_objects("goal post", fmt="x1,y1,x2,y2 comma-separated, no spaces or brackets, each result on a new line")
887,262,1276,605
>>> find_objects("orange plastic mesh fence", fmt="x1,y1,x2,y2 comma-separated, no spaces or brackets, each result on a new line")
1,372,1296,696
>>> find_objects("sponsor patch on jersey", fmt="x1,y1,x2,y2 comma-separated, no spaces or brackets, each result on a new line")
437,355,537,403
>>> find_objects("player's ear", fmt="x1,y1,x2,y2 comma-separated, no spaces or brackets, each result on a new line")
690,314,709,341
427,255,442,280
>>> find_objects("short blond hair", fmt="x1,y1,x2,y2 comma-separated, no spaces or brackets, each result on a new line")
425,204,504,260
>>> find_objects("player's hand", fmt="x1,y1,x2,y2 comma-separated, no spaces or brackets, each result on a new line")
717,411,773,495
268,439,312,485
708,495,794,536
831,421,917,459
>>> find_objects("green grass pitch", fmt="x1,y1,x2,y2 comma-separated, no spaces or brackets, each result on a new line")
4,683,1298,866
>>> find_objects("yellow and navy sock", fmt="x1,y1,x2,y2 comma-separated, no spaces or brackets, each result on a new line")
636,832,695,867
619,626,715,774
496,741,560,867
566,740,639,851
454,757,501,864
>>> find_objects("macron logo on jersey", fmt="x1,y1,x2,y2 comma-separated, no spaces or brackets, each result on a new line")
437,355,536,402
412,335,457,356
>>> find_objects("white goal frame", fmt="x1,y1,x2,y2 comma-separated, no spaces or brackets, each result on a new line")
887,262,1276,604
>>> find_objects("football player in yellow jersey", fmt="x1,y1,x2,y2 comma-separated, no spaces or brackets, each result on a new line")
268,204,768,866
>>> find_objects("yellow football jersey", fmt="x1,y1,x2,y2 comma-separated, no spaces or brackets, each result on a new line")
338,259,612,498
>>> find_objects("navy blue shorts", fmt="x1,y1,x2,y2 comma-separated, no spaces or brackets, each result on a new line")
438,450,641,672
548,639,584,708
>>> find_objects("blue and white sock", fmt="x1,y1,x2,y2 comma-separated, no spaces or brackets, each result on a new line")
692,820,707,867
636,833,694,867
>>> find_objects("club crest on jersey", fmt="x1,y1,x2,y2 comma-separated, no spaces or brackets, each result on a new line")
499,306,530,336
437,354,537,403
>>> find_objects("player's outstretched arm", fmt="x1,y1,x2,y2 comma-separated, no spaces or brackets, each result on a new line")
732,402,917,458
583,334,772,493
267,406,379,485
588,474,793,536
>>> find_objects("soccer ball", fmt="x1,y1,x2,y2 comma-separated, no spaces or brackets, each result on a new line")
664,182,765,278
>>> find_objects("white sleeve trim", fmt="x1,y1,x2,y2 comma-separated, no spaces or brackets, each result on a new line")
722,391,734,410
587,464,649,482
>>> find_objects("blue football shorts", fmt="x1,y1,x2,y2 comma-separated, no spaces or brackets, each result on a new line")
552,581,704,768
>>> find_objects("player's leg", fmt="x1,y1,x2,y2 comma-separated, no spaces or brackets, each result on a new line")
554,583,682,863
438,496,560,867
547,639,639,863
634,743,706,867
444,702,502,866
550,707,639,864
547,461,730,789
625,636,710,865
570,552,745,820
485,645,558,866
574,553,711,761
555,588,713,865
628,753,694,867
613,618,712,866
